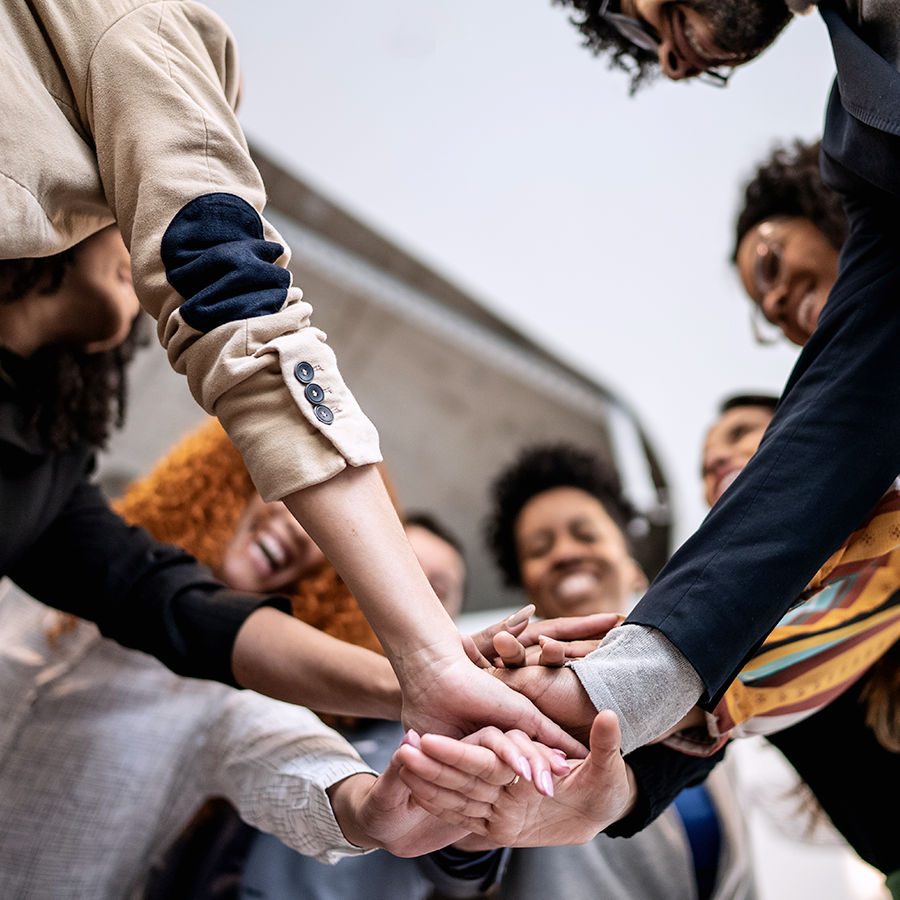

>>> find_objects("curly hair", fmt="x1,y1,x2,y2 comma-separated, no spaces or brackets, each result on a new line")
554,0,791,95
0,250,146,452
485,443,636,588
733,139,848,261
113,418,384,658
553,0,660,93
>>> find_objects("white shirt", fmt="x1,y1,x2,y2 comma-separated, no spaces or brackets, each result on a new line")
0,581,373,899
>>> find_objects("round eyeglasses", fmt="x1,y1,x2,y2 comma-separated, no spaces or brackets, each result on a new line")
597,0,732,87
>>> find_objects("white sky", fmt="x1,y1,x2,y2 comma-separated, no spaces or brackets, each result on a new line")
204,0,837,542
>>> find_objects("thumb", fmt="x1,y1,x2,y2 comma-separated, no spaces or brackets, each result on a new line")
587,710,623,772
369,744,417,813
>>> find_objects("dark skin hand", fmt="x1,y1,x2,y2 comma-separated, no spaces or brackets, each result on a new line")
491,664,598,749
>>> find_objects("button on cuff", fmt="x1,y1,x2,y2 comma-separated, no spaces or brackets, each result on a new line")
314,405,334,425
294,361,315,384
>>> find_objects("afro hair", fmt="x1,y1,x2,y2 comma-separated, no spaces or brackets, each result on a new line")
485,442,636,587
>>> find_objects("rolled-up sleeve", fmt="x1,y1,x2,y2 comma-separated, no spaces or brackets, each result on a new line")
79,1,380,499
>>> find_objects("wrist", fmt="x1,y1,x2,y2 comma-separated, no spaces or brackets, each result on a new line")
368,656,404,719
615,764,639,823
326,773,379,850
390,631,469,684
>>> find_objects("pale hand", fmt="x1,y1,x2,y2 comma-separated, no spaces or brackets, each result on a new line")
328,725,569,854
398,711,636,848
327,755,464,857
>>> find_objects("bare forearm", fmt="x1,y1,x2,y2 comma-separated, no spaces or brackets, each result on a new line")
232,606,401,719
284,465,462,675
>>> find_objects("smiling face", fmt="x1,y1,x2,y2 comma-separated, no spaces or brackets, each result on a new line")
619,0,790,80
736,216,840,346
702,404,773,507
219,494,325,594
514,486,646,619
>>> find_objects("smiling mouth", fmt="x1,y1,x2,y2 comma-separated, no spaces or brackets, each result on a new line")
794,290,821,338
554,570,603,600
255,533,286,570
714,469,742,502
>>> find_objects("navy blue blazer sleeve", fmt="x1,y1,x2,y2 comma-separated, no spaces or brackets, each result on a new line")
6,478,291,686
603,743,726,838
626,5,900,706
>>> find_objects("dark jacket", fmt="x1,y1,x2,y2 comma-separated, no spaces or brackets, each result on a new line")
618,3,900,876
0,351,289,685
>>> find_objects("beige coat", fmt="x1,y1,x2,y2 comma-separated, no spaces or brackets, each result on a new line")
0,0,380,499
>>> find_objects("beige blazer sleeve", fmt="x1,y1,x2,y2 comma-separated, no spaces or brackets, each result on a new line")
30,0,382,499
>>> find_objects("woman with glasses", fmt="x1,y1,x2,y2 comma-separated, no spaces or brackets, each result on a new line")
732,140,846,347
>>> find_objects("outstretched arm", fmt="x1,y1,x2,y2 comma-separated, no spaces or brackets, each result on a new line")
285,465,587,758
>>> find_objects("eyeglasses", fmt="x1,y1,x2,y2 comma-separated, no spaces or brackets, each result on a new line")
597,0,732,87
746,220,787,345
750,303,783,345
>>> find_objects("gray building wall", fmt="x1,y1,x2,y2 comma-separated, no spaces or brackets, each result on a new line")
98,147,670,612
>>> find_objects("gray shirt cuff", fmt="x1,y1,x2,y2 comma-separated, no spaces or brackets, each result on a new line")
568,624,703,755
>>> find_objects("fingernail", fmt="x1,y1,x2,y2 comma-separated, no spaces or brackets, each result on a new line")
552,748,567,758
401,729,421,748
540,771,555,797
505,605,535,627
538,634,550,645
516,756,533,782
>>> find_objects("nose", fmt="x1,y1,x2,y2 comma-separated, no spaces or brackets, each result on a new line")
703,452,728,481
760,283,788,327
548,535,592,569
658,40,698,81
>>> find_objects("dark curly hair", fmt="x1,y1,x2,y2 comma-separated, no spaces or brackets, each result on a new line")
0,248,146,452
554,0,791,94
553,0,660,93
485,443,636,587
733,139,848,261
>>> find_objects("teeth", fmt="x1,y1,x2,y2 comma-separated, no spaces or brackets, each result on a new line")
256,533,286,568
796,291,819,336
556,572,599,599
716,470,741,498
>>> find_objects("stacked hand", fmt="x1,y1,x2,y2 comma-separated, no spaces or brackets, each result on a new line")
395,711,637,849
465,607,618,669
327,724,569,856
397,607,617,760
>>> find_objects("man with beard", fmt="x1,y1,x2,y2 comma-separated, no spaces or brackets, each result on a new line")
502,0,900,782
